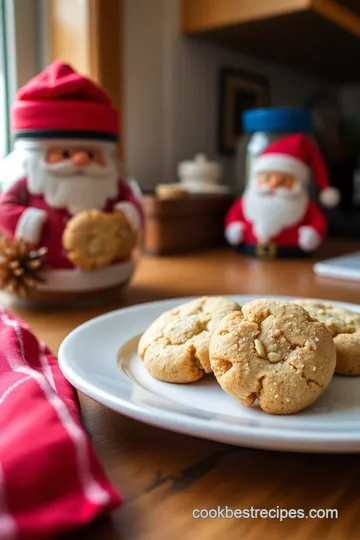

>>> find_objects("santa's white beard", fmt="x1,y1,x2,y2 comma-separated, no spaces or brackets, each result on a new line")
243,185,308,242
24,152,118,215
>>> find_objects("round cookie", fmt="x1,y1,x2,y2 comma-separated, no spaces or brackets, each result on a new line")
138,296,241,383
209,299,336,415
63,210,134,271
292,300,360,375
111,211,136,260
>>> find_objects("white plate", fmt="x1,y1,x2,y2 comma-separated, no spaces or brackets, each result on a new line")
58,295,360,453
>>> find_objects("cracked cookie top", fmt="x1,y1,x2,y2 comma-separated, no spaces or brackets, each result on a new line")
138,296,241,383
62,209,135,271
292,300,360,337
292,300,360,375
209,299,336,415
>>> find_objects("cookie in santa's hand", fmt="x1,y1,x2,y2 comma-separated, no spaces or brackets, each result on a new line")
111,211,136,260
62,210,133,271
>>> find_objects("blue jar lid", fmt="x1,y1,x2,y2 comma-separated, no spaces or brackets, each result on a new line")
242,108,311,133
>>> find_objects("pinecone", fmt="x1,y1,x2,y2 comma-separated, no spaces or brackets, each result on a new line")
0,237,48,297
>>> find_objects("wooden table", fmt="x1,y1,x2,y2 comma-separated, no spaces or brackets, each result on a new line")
3,240,360,540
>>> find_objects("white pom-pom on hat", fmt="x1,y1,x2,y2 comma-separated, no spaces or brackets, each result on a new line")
319,186,340,208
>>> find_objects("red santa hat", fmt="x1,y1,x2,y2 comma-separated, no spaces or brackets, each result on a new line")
253,133,340,207
11,61,118,142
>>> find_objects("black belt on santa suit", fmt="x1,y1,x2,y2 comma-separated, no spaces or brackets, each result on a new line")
237,242,313,260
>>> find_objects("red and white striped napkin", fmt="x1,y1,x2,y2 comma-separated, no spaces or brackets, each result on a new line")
0,309,121,539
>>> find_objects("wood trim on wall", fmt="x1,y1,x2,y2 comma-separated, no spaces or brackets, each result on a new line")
47,0,124,158
312,0,360,38
182,0,309,33
182,0,360,39
48,0,92,75
89,0,124,157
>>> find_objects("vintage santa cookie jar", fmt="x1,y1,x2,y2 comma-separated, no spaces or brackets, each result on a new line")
225,133,340,259
0,61,143,303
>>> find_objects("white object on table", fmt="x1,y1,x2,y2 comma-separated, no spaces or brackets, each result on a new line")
177,153,229,194
314,251,360,281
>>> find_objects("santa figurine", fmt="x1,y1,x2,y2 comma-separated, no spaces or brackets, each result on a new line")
225,133,340,259
0,61,143,301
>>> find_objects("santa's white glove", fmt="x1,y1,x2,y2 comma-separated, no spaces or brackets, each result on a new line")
298,226,321,252
15,208,47,245
115,202,140,231
225,221,245,246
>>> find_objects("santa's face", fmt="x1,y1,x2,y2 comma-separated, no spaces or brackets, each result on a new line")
25,145,118,215
257,171,298,193
243,170,308,242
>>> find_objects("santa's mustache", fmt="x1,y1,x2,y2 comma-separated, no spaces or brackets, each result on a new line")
256,184,302,198
41,160,111,178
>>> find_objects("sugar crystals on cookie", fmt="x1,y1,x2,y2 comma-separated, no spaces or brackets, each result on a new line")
209,299,336,415
292,300,360,376
138,296,241,383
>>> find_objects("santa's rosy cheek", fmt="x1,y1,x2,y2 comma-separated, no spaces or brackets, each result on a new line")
46,151,63,164
257,177,266,187
92,152,105,166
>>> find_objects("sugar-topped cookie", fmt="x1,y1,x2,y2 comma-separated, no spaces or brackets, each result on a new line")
293,300,360,375
209,299,336,415
138,296,241,383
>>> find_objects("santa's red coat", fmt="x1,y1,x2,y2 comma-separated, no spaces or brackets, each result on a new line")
0,177,141,269
225,197,327,245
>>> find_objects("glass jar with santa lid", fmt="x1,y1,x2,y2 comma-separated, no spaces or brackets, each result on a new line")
226,131,340,259
0,61,144,305
235,108,312,196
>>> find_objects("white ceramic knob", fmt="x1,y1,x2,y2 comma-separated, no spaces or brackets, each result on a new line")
178,154,222,187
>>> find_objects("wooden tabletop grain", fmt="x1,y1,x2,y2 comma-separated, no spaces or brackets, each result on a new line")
3,240,360,540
